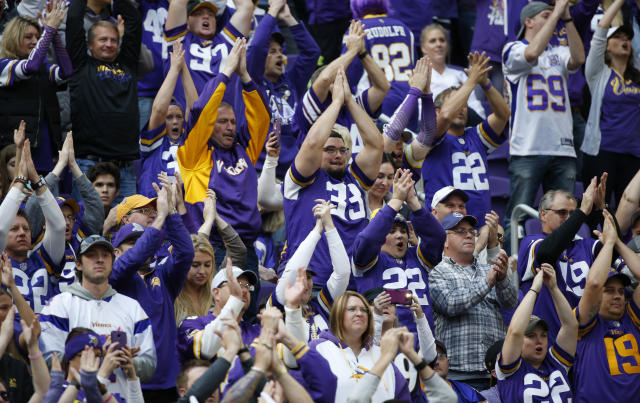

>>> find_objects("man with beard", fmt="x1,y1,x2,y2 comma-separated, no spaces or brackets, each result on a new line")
109,181,194,402
283,68,383,287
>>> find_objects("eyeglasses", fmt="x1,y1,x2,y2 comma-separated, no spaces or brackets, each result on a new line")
545,209,573,218
437,353,447,359
219,281,255,292
323,146,349,155
497,233,505,243
346,306,369,315
128,207,157,216
447,228,477,237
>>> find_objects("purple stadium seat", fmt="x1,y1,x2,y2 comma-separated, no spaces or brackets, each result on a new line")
489,176,510,222
525,218,542,236
488,142,509,160
258,281,276,306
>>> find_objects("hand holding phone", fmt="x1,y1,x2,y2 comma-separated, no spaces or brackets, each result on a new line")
385,289,412,305
110,330,127,350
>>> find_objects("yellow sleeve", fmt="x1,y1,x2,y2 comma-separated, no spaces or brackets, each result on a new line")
178,80,227,205
242,87,270,165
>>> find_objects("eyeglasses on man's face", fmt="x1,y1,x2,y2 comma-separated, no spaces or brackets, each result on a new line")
322,146,349,155
545,208,573,218
447,227,477,237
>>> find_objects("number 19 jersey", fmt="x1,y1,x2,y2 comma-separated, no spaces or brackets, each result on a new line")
503,40,576,157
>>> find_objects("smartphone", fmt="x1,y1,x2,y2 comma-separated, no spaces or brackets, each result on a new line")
111,330,127,350
385,289,412,305
273,117,282,143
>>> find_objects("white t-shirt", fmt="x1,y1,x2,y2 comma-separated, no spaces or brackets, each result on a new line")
503,40,577,157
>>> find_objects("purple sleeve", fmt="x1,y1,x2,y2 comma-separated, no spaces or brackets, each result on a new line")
186,74,228,133
288,22,322,97
110,227,164,288
42,370,66,403
411,207,446,268
181,212,198,234
22,26,56,75
52,31,73,79
570,0,600,35
352,205,396,269
383,87,421,142
392,363,411,401
246,14,277,83
163,214,195,299
417,93,437,146
296,347,337,403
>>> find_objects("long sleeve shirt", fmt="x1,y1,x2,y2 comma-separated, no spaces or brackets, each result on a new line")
429,257,518,373
110,214,194,389
178,73,270,245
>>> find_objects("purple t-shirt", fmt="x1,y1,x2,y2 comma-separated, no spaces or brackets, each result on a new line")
599,70,640,157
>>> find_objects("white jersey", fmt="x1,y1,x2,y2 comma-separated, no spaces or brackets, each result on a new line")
503,41,576,157
431,65,487,118
39,291,157,400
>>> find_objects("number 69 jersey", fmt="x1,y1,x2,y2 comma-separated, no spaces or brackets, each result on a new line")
283,160,374,287
503,40,577,158
496,343,574,403
573,303,640,402
421,120,505,226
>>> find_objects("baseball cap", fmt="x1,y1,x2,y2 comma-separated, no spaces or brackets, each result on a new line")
607,24,634,40
116,195,157,224
525,315,549,335
362,286,386,304
606,268,632,287
435,340,447,356
485,339,504,372
370,208,409,231
112,223,145,248
56,196,79,216
187,0,225,16
442,212,478,230
211,266,258,290
78,234,114,256
431,186,469,209
517,2,552,39
271,31,285,45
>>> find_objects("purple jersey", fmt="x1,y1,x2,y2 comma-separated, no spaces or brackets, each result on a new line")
294,85,380,154
162,21,242,108
352,205,446,334
345,15,414,128
283,160,374,286
470,0,506,61
573,303,640,402
388,0,433,42
518,234,599,339
496,343,574,403
422,120,505,226
138,122,183,197
599,70,640,157
11,244,62,313
138,0,169,96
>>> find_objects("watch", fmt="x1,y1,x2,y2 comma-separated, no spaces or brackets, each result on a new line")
32,176,46,190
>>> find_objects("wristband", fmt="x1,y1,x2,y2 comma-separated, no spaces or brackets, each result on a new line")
104,393,113,403
481,81,492,91
358,51,368,59
28,352,43,360
237,345,250,355
562,18,573,23
14,176,28,186
529,289,539,295
414,358,429,371
251,366,266,374
32,175,46,190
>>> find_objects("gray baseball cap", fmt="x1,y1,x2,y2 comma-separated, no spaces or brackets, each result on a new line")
518,2,552,39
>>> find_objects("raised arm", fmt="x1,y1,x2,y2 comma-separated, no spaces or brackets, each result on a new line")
346,76,384,181
544,264,578,356
228,0,255,37
148,41,186,131
257,133,283,210
320,201,350,299
524,0,565,62
562,0,586,70
1,254,37,349
114,0,142,67
616,168,640,234
24,318,51,403
66,0,89,68
578,210,617,325
501,267,544,365
294,69,346,178
353,20,390,113
164,0,187,33
480,57,511,134
615,237,640,309
311,21,364,102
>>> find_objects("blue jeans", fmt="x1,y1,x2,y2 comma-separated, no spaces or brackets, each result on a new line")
214,245,259,323
74,158,137,203
503,155,576,254
138,96,154,131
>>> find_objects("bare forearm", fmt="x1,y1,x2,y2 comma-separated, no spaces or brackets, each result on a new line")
346,98,381,148
181,65,198,117
277,373,313,403
220,369,265,403
525,14,561,62
312,50,358,101
436,81,476,135
361,54,391,94
565,22,585,68
484,86,510,121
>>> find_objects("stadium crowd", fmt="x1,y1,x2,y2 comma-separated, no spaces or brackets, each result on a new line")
1,0,640,401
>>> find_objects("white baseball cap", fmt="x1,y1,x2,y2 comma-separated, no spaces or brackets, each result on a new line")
431,186,470,209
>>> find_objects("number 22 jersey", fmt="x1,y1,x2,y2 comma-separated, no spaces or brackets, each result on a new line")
503,40,576,157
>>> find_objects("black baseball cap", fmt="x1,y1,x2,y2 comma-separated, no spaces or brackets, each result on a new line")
78,235,114,256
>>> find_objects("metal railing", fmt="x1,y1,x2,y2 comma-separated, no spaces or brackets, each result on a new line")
510,203,540,259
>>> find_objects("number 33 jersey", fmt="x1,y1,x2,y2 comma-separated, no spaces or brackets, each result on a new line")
503,41,577,157
422,120,505,226
496,343,574,403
